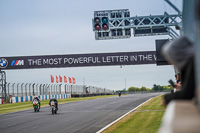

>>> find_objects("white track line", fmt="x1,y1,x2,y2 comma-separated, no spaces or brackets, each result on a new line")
96,98,153,133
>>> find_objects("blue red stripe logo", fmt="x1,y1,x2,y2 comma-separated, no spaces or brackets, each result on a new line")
11,60,24,66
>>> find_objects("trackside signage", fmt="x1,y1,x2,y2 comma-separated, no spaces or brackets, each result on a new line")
0,51,156,70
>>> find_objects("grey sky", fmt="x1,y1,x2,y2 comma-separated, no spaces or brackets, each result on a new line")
0,0,182,90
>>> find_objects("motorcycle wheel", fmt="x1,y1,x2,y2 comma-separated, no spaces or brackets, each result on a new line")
34,107,36,112
52,108,54,114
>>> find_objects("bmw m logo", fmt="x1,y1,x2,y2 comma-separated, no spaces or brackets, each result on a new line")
11,60,24,66
0,58,8,68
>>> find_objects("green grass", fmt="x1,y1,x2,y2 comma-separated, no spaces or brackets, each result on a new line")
103,95,166,133
0,95,117,114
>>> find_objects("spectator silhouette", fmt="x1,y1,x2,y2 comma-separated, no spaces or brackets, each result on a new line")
162,36,195,105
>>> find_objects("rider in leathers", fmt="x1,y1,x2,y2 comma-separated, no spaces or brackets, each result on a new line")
49,97,58,110
32,96,41,109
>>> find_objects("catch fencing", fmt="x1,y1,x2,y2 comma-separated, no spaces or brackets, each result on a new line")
4,83,113,98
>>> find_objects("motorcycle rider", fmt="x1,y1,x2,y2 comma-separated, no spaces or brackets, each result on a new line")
32,96,41,109
118,91,121,97
49,97,58,110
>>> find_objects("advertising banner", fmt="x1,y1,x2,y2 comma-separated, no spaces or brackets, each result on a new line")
0,51,156,70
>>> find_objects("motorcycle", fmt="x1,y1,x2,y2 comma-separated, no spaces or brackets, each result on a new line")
50,101,57,114
33,99,40,112
118,92,121,97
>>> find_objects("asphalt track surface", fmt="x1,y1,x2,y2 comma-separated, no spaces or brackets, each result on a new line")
0,92,165,133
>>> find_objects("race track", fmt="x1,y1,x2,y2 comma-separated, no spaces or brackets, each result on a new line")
0,92,165,133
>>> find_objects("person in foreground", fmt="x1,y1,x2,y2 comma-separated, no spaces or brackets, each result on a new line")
161,36,195,105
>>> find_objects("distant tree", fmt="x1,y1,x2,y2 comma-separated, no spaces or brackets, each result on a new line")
128,87,136,92
152,84,171,91
128,85,170,92
152,84,158,91
141,86,147,91
128,87,140,92
163,86,171,90
158,85,162,91
128,86,148,92
116,89,127,93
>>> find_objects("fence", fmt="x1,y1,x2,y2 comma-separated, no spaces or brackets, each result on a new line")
4,83,113,98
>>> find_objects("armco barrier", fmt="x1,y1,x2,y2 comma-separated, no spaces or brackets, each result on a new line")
11,94,71,103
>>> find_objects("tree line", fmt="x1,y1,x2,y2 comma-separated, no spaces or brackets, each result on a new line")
127,84,171,92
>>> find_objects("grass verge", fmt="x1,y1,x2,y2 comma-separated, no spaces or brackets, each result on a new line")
102,95,165,133
0,95,116,114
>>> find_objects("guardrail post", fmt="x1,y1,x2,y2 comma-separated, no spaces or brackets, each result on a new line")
25,83,28,96
59,84,62,94
7,83,10,97
21,83,24,97
12,83,15,97
17,83,20,97
64,84,67,94
50,84,53,95
32,83,35,96
36,84,39,96
39,84,42,96
29,83,31,96
53,84,56,95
